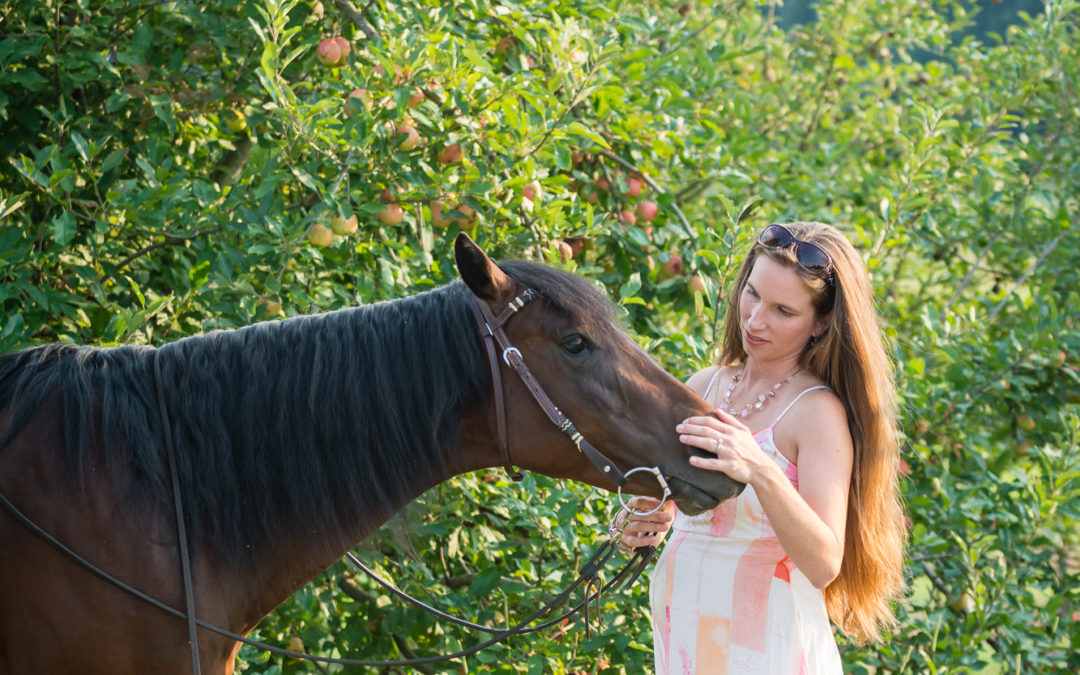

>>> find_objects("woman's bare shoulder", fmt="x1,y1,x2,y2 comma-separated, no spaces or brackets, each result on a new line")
685,364,731,397
780,384,851,454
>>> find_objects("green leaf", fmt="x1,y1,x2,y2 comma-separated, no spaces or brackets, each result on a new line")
70,130,90,163
466,567,502,599
1,313,24,339
462,45,492,75
99,148,126,174
0,194,26,219
53,211,77,246
619,272,642,299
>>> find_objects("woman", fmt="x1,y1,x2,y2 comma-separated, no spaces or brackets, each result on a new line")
614,222,906,673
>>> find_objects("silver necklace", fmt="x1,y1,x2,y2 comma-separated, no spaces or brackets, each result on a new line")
719,366,800,419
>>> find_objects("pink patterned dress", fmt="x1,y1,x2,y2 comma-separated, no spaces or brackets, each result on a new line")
649,378,843,674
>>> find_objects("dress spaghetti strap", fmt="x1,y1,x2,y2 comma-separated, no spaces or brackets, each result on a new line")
701,367,723,401
768,385,832,430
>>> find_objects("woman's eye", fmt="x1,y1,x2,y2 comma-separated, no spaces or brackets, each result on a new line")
561,334,591,355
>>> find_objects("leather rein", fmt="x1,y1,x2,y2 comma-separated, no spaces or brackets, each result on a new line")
0,286,672,672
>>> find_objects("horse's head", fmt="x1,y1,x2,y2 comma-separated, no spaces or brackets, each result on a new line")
455,234,744,515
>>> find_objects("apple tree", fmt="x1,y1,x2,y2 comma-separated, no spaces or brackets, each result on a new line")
1,0,1078,672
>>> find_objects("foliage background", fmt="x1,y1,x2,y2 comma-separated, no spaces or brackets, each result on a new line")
2,0,1079,672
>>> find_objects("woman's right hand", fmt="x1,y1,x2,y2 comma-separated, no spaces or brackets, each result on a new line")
615,497,675,550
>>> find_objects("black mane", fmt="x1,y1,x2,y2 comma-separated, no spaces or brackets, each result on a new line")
0,261,619,564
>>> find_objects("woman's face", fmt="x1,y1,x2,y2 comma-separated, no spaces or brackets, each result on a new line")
738,255,827,362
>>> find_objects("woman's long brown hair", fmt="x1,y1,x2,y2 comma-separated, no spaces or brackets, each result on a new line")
718,221,906,643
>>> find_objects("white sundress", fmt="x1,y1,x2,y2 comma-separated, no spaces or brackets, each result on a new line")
649,372,843,674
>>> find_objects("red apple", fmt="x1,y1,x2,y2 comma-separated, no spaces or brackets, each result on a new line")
376,204,404,226
688,274,706,294
316,39,343,66
594,177,611,192
456,203,477,226
662,253,684,278
522,182,540,202
618,209,636,226
555,241,573,262
636,200,659,223
395,124,420,150
345,88,371,114
564,237,590,258
625,176,644,197
378,63,410,84
429,200,453,228
332,37,350,66
430,200,475,229
307,222,334,247
494,35,516,56
437,143,464,165
380,184,402,203
331,213,358,235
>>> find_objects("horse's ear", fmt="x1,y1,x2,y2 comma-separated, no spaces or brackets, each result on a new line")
455,232,515,303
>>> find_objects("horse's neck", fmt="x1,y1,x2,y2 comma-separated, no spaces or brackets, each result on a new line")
225,402,503,628
185,284,510,628
218,469,439,628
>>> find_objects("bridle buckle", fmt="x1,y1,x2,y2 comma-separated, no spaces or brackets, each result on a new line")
501,346,522,367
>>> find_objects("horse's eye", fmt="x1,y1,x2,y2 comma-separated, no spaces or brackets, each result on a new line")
561,334,591,356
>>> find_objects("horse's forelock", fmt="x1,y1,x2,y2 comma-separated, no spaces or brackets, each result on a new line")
498,259,619,339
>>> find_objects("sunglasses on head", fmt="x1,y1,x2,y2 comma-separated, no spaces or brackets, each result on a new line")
757,224,833,282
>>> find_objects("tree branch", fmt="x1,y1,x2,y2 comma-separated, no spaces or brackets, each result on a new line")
390,635,436,675
942,229,1000,318
338,576,377,603
274,148,354,284
944,128,1063,320
986,230,1067,324
520,60,600,161
333,0,379,41
598,149,694,238
211,134,253,187
111,226,223,274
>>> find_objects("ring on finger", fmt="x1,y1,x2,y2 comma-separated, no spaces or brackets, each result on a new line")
715,436,724,453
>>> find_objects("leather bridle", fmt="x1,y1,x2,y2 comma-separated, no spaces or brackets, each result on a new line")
467,289,673,512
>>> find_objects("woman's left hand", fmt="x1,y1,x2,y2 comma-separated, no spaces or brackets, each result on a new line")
678,409,767,484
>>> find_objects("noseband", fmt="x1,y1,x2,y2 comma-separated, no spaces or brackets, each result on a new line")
467,289,671,515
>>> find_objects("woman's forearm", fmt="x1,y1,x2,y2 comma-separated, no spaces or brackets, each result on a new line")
751,462,844,588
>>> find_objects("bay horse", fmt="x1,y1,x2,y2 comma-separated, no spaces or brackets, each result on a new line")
0,234,741,674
